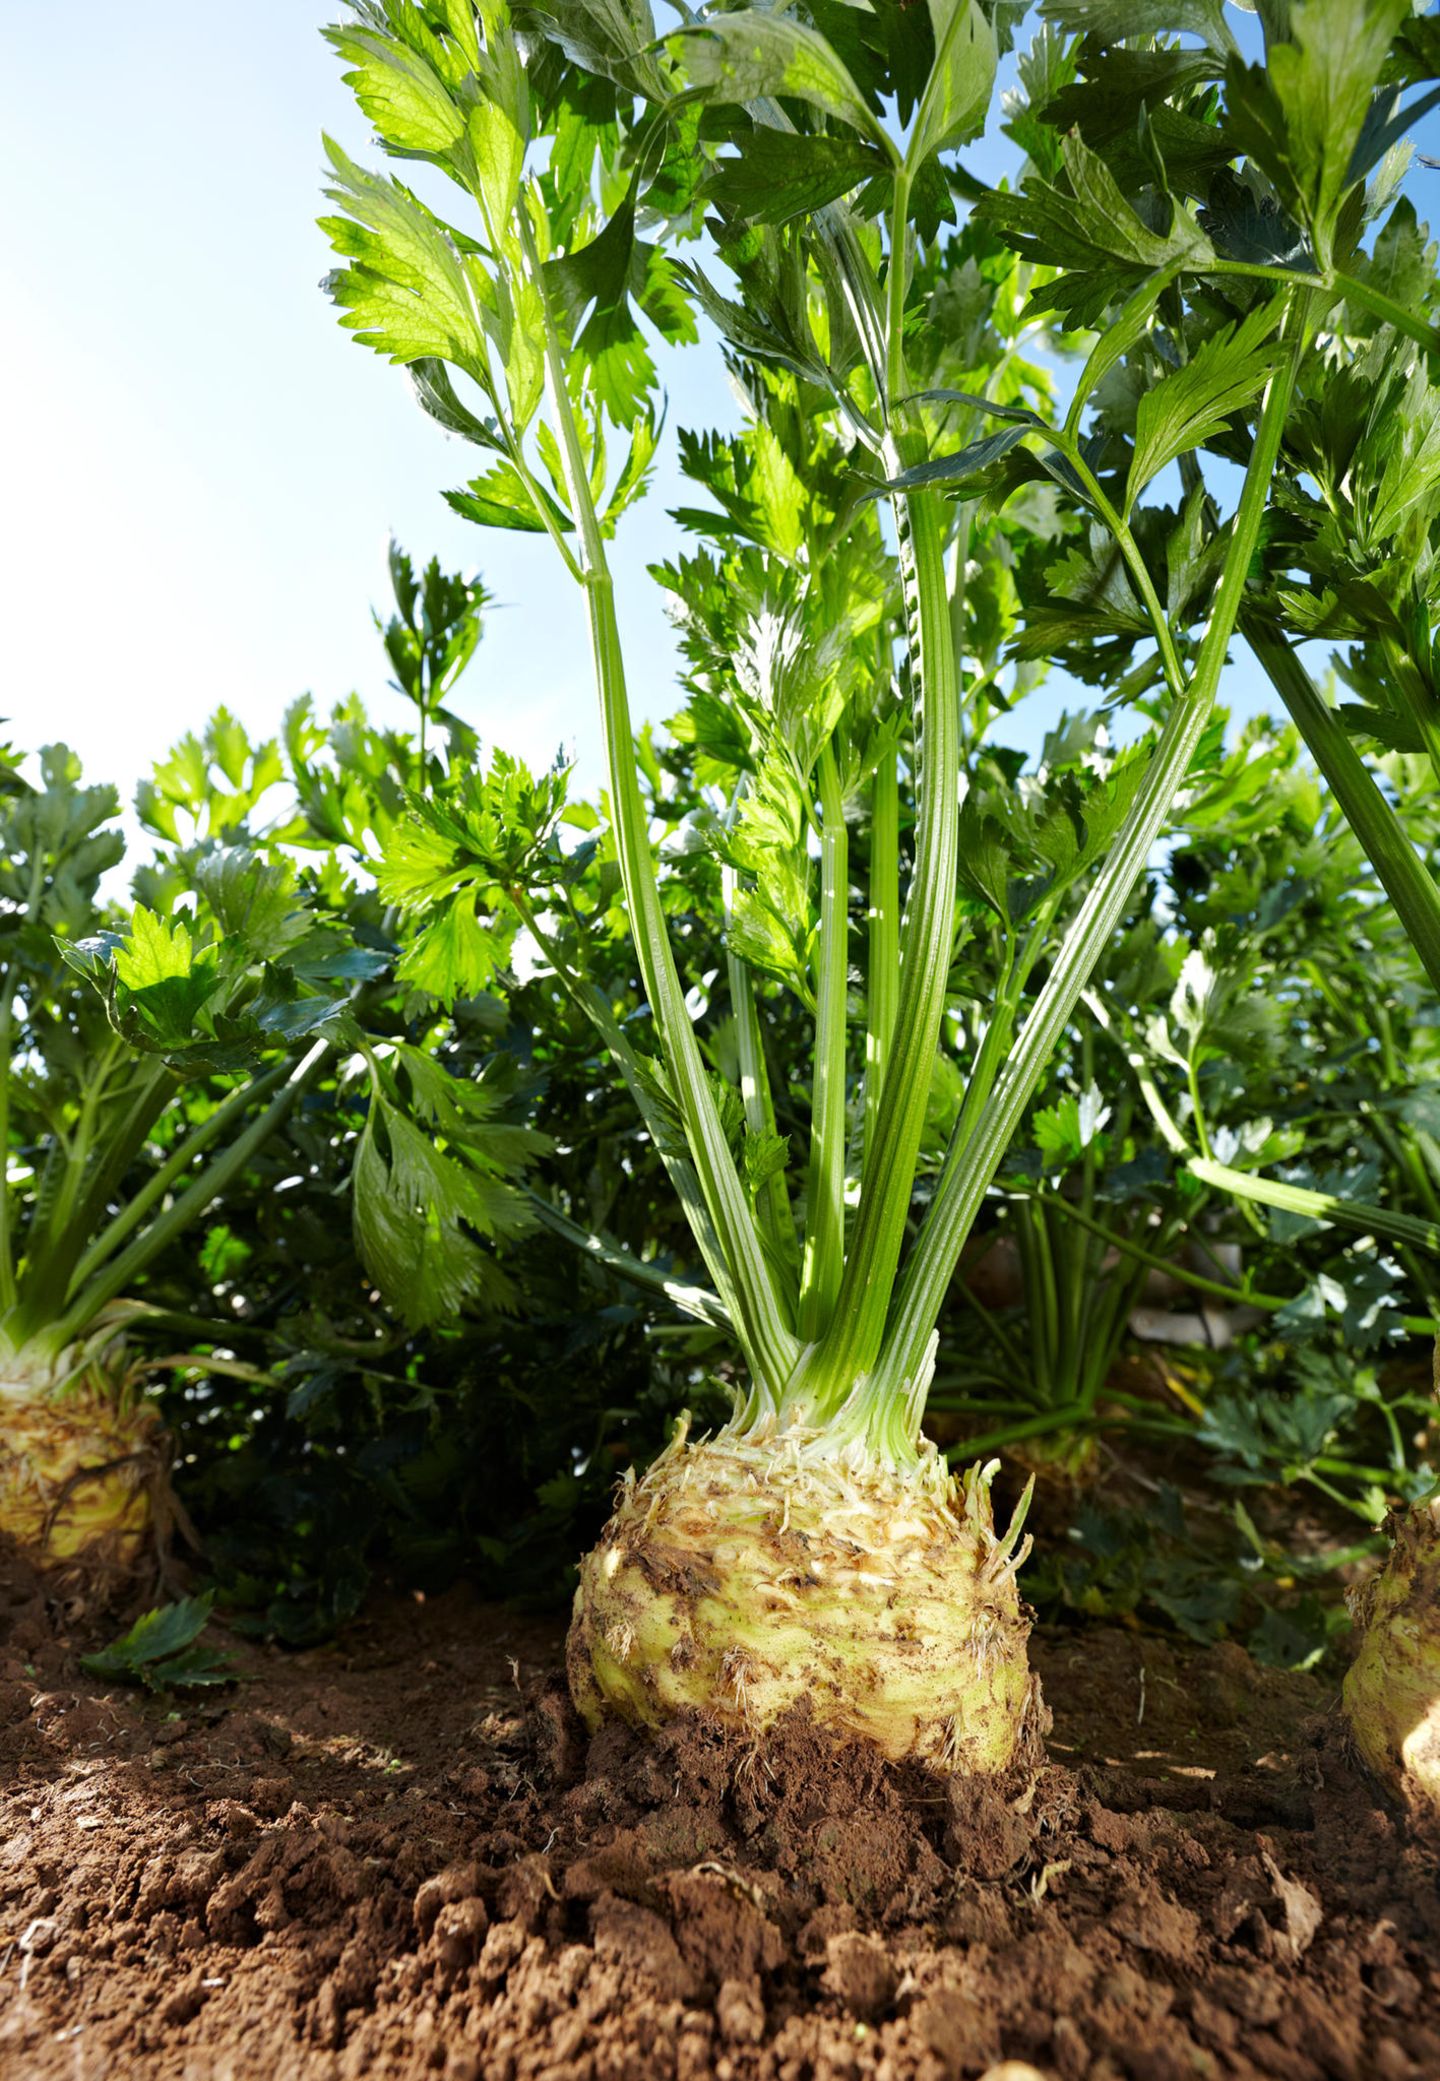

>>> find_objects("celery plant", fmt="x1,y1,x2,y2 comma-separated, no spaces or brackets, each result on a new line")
136,565,553,1338
1025,5,1440,1807
1219,53,1440,1812
316,0,1401,1769
0,739,381,1583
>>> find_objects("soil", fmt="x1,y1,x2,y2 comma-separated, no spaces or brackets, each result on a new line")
2,1542,1438,2081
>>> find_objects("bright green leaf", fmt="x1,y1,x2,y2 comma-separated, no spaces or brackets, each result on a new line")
320,138,490,370
324,25,466,155
909,1,997,171
1126,300,1282,512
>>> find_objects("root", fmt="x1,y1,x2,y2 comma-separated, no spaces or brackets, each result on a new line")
1344,1490,1440,1818
569,1420,1036,1774
0,1378,182,1606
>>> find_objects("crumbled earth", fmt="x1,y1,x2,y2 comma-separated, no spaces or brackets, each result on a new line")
2,1540,1438,2080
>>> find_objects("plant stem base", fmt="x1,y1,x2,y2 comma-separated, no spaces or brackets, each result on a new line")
1344,1490,1440,1818
568,1421,1039,1774
0,1379,164,1587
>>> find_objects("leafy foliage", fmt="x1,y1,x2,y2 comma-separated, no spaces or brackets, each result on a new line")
15,0,1440,1675
80,1595,236,1692
306,0,1438,1587
353,1044,548,1326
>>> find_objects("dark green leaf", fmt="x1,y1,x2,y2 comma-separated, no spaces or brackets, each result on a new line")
1127,300,1281,510
707,130,885,227
876,424,1028,495
742,1126,790,1200
80,1595,236,1693
1039,0,1234,49
408,359,503,446
976,130,1214,327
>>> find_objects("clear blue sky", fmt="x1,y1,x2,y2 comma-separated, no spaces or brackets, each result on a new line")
4,5,1433,818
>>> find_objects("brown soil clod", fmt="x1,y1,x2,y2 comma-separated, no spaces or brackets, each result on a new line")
2,1536,1439,2080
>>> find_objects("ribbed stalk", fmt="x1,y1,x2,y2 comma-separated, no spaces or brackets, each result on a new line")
38,1038,333,1363
1247,628,1440,996
524,1193,730,1330
45,1062,181,1305
509,885,746,1329
0,979,15,1316
1190,1156,1440,1255
798,742,849,1339
872,304,1306,1406
8,1058,179,1343
0,854,56,1313
1381,635,1440,797
727,923,796,1298
517,213,799,1400
863,749,900,1171
70,1060,293,1295
797,477,960,1414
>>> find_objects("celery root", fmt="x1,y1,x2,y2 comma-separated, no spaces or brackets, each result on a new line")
0,1365,165,1585
1343,1340,1440,1816
1344,1493,1440,1817
569,1420,1038,1773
